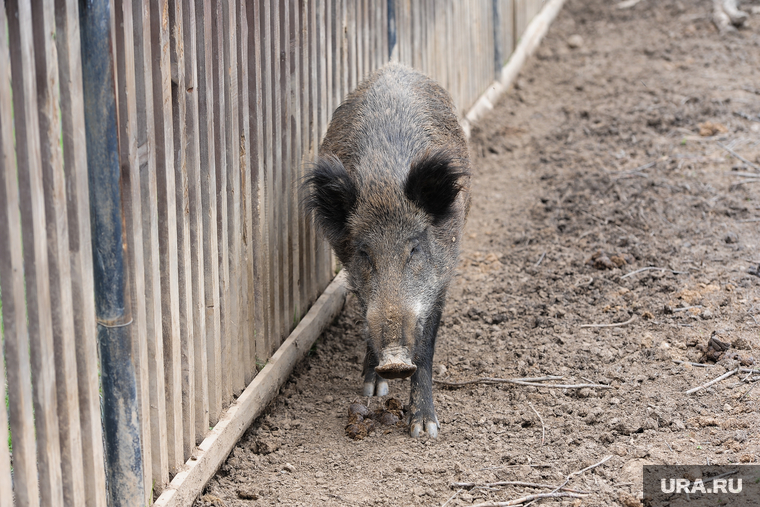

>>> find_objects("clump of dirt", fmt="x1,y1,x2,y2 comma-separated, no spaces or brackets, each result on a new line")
195,0,759,505
345,398,406,440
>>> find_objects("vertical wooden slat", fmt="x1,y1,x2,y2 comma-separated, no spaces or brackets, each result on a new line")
210,0,232,407
270,0,285,348
149,0,184,473
247,0,269,370
7,0,65,504
168,0,196,460
183,0,210,443
340,0,348,101
132,0,170,490
194,0,223,426
260,0,276,358
0,5,41,506
221,0,244,396
311,0,323,303
278,0,293,346
289,0,303,331
347,0,356,91
112,0,153,500
238,0,256,385
30,1,87,505
53,1,109,504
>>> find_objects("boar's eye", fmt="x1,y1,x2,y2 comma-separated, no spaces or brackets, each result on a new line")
409,240,421,259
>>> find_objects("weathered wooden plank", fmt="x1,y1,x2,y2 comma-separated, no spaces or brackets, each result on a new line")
209,0,233,407
221,0,244,396
7,0,65,504
347,0,356,91
53,1,109,504
149,0,184,473
260,0,276,359
112,0,153,501
245,0,269,373
132,0,170,491
0,5,41,506
31,1,88,505
194,0,223,427
182,0,209,444
270,0,286,349
289,0,303,331
309,0,321,304
278,0,293,347
168,0,196,461
236,0,255,386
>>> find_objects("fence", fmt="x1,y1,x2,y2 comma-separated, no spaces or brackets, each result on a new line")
0,0,547,505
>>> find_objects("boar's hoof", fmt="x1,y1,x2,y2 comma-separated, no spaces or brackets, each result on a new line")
362,377,389,397
410,414,440,439
375,362,417,380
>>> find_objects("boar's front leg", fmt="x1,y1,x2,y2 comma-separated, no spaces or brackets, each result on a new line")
362,347,390,396
408,296,444,438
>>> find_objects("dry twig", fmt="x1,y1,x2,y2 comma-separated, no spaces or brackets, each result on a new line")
441,489,463,507
621,266,687,279
673,360,714,368
528,403,546,446
451,481,587,494
580,315,635,329
433,377,612,390
685,367,739,394
718,142,760,172
470,492,587,507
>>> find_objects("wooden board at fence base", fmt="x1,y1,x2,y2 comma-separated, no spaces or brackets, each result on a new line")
153,271,348,507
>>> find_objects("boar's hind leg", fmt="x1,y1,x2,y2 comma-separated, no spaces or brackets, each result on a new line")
362,347,389,396
409,299,444,438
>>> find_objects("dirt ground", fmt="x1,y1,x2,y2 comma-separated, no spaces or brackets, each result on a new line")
195,1,760,505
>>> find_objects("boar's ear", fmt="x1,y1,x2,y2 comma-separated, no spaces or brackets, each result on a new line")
303,156,358,256
405,150,467,224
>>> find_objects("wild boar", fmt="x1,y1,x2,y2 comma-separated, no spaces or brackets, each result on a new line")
304,62,470,437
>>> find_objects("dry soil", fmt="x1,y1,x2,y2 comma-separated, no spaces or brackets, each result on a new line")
195,0,760,505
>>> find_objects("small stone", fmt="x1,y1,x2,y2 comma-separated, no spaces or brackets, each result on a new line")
324,395,334,403
659,341,670,349
724,232,739,244
610,397,621,405
578,387,592,398
567,34,584,48
413,486,426,497
434,364,448,376
724,404,733,412
460,492,474,502
640,333,654,349
282,463,295,473
237,488,259,500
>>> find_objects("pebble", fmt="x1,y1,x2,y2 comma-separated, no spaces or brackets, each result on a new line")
567,34,584,48
282,463,295,473
724,404,732,412
324,395,334,403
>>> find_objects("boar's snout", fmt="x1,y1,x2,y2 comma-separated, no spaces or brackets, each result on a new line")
374,346,417,380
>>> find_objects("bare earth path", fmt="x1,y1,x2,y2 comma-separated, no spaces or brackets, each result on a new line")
195,1,760,505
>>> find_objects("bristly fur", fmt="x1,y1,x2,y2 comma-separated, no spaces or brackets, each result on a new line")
302,155,359,262
404,149,468,224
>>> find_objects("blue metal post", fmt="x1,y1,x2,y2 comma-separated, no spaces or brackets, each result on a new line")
79,0,145,505
387,0,396,60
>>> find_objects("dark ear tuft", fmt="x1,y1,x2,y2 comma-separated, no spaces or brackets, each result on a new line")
404,150,467,224
302,156,358,260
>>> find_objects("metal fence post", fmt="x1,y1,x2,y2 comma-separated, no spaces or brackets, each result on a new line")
387,0,397,60
79,0,145,505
